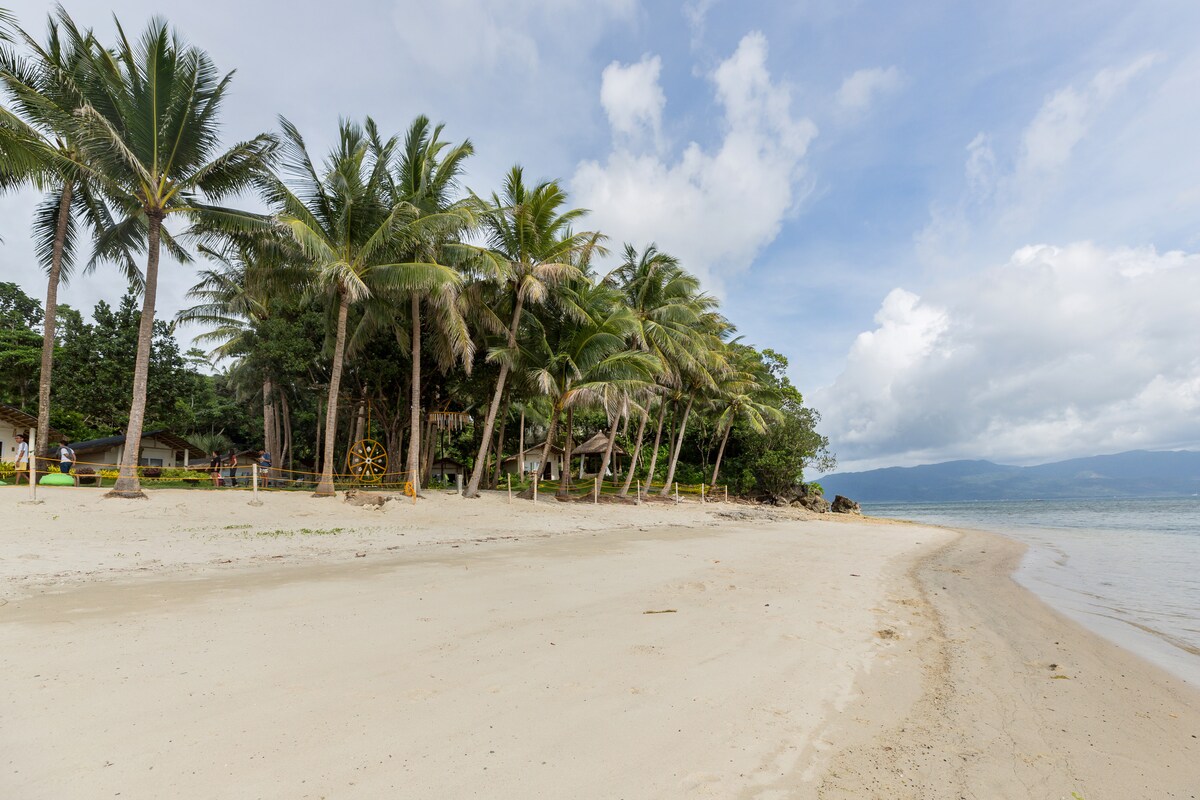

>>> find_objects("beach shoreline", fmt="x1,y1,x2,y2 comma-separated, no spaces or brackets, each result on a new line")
2,488,1197,797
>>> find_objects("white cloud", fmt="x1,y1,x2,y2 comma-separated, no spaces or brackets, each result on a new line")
683,0,719,49
600,56,666,145
573,32,818,291
835,66,903,114
1018,54,1158,176
815,243,1200,470
389,0,636,78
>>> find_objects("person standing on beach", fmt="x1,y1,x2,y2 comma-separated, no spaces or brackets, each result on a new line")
57,439,75,477
226,450,239,487
257,449,272,488
209,451,222,487
13,433,29,484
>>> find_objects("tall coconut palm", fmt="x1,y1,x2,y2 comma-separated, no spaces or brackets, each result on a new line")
66,17,277,497
177,233,305,464
707,347,782,490
603,243,711,496
387,116,478,494
265,117,468,496
0,8,132,466
658,308,730,495
524,276,658,496
462,167,599,498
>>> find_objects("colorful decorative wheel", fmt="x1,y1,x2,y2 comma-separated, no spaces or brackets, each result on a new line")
346,439,388,483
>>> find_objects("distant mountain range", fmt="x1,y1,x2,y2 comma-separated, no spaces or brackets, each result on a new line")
818,450,1200,502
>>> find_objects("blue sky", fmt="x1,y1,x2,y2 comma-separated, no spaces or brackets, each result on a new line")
2,0,1199,471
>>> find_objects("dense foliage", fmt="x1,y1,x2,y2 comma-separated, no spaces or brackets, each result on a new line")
0,6,833,499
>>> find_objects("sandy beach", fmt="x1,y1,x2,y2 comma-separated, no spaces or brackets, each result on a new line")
2,488,1198,798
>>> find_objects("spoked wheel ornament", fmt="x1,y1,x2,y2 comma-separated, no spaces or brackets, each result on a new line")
346,439,388,483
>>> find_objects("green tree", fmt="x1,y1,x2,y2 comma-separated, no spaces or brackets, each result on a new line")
70,17,277,496
0,281,43,409
463,167,597,498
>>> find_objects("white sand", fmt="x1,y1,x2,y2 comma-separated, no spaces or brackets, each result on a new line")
4,487,1197,798
1,488,942,798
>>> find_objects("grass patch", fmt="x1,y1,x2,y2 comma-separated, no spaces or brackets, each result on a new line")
224,524,252,530
255,527,345,538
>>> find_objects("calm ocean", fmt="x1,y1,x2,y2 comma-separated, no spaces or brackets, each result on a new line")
864,498,1200,686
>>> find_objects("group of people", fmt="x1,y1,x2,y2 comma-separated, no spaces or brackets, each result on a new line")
208,449,272,488
9,433,273,490
10,433,76,485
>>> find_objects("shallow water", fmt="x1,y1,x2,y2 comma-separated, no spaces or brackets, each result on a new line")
864,498,1200,686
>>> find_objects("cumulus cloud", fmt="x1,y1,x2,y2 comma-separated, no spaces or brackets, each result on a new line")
600,56,666,145
815,243,1200,470
835,66,904,115
573,32,818,291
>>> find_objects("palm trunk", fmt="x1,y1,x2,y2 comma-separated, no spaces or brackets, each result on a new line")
710,418,732,491
407,293,422,495
281,390,292,471
263,376,276,460
618,405,648,497
596,407,621,486
109,211,162,497
492,389,511,489
37,181,72,471
643,399,668,492
517,407,525,480
536,405,561,485
557,404,575,496
314,290,350,496
659,395,694,495
465,290,525,497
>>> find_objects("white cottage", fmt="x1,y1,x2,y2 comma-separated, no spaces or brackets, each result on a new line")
1,403,59,462
69,430,205,470
501,442,564,481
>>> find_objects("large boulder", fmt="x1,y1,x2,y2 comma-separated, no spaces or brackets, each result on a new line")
831,495,861,514
795,493,831,513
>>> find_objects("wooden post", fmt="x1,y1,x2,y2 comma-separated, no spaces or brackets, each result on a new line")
507,473,512,504
636,479,641,505
27,431,38,502
249,462,262,506
724,486,728,503
674,482,679,503
533,475,538,504
700,483,705,504
593,475,599,504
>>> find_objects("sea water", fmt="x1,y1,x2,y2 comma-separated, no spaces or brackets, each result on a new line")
864,498,1200,687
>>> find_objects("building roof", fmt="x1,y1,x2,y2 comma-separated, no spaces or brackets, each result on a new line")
0,403,61,442
70,430,206,460
572,432,626,456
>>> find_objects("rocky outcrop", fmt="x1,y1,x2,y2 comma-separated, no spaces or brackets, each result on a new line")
831,495,861,514
795,493,831,513
344,489,389,508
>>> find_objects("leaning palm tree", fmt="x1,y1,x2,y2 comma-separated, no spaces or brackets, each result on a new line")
524,276,658,496
603,243,710,496
707,346,782,490
264,117,468,496
177,233,305,464
67,17,276,497
0,8,132,465
658,308,730,495
463,167,599,498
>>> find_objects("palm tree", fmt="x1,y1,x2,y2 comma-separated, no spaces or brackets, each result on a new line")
265,117,468,496
658,308,730,495
387,116,478,494
707,346,782,490
603,243,710,496
0,8,131,467
65,17,276,497
462,167,599,498
177,233,305,465
524,275,658,496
